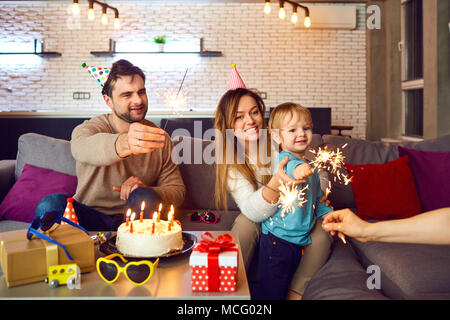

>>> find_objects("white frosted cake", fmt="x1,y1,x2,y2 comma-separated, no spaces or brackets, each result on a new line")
116,219,183,257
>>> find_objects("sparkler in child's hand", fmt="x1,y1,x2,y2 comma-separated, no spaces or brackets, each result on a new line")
309,143,352,188
278,180,309,219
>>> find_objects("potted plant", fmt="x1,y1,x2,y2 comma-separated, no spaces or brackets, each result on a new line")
154,35,167,52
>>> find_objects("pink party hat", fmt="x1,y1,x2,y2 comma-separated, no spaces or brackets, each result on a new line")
226,63,246,91
82,62,110,87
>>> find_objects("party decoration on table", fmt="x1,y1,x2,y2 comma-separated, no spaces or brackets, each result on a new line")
91,231,112,245
96,253,159,285
46,264,81,289
27,210,89,260
189,210,219,224
226,63,246,91
0,224,94,288
81,62,110,87
278,181,309,219
62,197,79,225
189,232,238,292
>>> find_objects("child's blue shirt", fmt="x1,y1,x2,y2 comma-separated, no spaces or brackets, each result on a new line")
261,150,333,246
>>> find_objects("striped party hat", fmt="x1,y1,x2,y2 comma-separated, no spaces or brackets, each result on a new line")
82,62,110,87
226,63,246,91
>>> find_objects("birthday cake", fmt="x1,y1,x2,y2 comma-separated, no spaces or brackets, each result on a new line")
116,219,183,257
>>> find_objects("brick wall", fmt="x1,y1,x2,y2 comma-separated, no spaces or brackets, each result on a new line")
0,2,367,139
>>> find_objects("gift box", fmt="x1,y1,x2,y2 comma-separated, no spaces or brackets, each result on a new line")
189,232,238,292
0,224,95,288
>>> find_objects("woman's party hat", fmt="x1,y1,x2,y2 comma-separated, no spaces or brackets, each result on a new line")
226,63,246,91
82,62,110,87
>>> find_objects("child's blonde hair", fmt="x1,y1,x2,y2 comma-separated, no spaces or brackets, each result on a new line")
268,102,313,132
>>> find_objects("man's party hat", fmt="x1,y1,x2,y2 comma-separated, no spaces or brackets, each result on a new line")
62,198,80,225
82,62,110,87
226,63,246,91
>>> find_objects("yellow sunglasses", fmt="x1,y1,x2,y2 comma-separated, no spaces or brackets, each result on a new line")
96,253,159,285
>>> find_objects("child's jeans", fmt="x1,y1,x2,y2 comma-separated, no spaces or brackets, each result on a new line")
255,232,302,300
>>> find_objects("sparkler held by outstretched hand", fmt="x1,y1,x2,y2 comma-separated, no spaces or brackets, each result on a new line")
277,180,309,219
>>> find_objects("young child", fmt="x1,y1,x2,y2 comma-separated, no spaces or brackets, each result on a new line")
256,102,334,300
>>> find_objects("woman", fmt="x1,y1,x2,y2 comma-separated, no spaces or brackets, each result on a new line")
214,87,333,299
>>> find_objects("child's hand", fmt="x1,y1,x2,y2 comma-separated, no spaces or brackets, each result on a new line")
293,163,314,180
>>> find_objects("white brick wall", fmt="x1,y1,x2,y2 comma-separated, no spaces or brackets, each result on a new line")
0,2,366,139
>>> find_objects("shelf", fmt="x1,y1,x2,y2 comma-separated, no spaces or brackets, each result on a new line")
0,52,62,56
0,40,61,57
90,38,222,58
90,51,221,57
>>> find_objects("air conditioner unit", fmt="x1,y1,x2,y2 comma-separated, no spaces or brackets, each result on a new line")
296,5,357,29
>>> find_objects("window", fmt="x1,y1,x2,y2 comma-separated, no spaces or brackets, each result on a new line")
402,0,424,137
401,0,423,137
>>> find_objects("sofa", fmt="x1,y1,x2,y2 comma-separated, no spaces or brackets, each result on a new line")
0,132,449,299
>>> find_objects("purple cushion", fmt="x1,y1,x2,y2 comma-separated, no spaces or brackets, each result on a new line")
398,146,450,212
0,164,77,223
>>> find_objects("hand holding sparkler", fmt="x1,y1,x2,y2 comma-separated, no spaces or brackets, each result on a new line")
263,156,307,204
322,209,370,243
293,163,314,181
116,122,166,157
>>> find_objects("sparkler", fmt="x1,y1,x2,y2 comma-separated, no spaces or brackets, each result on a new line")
309,144,351,186
163,68,189,116
278,181,309,219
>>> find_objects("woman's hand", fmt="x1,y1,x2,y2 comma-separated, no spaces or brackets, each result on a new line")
322,209,370,242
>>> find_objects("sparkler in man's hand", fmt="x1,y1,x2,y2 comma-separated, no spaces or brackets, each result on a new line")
162,68,189,130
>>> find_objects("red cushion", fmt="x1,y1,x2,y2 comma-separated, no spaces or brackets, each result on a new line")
345,156,422,221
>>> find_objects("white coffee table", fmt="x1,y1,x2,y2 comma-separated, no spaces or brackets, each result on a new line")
0,231,250,300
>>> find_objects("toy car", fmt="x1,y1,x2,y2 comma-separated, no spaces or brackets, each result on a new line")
45,264,81,289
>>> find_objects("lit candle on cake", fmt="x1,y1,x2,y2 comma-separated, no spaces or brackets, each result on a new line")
130,212,136,233
170,205,175,226
140,201,145,222
152,211,157,234
157,203,162,222
125,209,131,227
168,209,173,231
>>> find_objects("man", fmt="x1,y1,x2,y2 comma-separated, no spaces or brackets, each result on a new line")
36,59,186,230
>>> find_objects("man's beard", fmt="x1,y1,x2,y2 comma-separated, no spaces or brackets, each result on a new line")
113,104,147,123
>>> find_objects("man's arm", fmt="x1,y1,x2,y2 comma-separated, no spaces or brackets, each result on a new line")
71,119,122,166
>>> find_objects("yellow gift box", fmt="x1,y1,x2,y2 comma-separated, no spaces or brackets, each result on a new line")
0,224,95,288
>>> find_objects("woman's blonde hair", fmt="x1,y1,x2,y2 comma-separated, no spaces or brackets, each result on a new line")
268,102,313,133
214,88,271,211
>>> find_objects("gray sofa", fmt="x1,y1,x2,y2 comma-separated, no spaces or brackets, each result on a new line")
1,132,449,299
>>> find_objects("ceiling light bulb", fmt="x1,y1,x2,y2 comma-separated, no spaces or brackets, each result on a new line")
101,13,108,25
72,1,80,15
304,16,311,28
88,8,95,20
278,7,285,20
291,12,298,24
114,17,120,29
264,1,271,15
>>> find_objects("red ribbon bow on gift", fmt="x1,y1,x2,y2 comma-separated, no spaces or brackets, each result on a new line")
195,232,236,253
193,232,237,292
